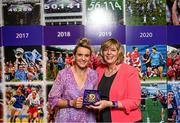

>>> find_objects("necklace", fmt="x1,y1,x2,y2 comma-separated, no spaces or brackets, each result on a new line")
105,65,120,77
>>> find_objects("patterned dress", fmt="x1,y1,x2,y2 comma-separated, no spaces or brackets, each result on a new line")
48,67,98,123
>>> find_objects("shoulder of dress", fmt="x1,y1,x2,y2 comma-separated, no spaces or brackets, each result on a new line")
87,68,97,77
55,68,71,81
58,67,70,75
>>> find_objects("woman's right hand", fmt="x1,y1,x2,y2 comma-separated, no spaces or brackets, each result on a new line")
71,96,83,108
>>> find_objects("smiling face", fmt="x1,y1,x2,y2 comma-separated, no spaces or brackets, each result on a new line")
100,39,124,65
102,45,119,65
74,47,91,69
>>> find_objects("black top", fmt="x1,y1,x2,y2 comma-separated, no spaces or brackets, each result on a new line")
98,72,117,122
168,103,176,120
143,53,151,67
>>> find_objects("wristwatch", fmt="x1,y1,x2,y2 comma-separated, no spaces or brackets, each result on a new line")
112,101,118,108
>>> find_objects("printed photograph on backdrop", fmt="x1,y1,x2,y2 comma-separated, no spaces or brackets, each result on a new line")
167,0,180,25
141,83,167,122
0,1,2,26
167,45,180,81
126,45,167,82
167,82,180,122
86,0,124,25
45,45,101,81
2,0,41,25
4,46,43,82
44,0,83,26
0,86,3,123
0,47,2,83
5,84,44,123
45,45,75,81
125,0,166,25
46,84,55,123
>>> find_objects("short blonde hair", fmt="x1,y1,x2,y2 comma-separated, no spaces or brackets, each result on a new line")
100,38,124,64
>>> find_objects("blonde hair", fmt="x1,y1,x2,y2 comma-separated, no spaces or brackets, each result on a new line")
100,38,124,64
73,38,92,55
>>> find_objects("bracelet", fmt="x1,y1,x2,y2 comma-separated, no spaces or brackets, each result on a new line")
67,100,72,108
112,101,118,108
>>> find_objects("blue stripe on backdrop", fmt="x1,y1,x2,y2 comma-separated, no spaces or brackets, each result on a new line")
2,26,43,46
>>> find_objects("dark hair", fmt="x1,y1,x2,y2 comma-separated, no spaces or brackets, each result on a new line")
168,90,174,94
152,47,157,51
133,47,137,50
100,38,124,64
73,38,92,55
177,0,180,14
18,64,23,68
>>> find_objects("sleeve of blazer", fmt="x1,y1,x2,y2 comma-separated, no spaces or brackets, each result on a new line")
120,68,141,114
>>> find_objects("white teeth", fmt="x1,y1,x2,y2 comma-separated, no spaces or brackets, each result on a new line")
106,56,113,59
79,62,86,64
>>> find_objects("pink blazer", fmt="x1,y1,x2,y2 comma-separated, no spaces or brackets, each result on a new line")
96,63,142,122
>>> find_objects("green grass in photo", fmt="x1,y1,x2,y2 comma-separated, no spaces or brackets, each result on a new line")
142,98,167,122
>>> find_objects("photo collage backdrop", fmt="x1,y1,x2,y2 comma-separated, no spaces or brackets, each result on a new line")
0,0,179,122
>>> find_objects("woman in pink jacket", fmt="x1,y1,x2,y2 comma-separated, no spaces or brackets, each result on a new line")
91,38,142,122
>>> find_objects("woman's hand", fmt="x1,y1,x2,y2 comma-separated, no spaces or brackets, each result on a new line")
90,100,112,111
71,96,83,108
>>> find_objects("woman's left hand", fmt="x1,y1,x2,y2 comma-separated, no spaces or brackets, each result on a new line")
90,100,112,111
